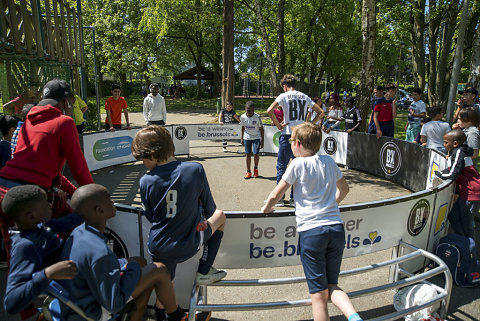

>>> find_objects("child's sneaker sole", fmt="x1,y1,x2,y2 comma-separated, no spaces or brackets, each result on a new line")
196,268,227,285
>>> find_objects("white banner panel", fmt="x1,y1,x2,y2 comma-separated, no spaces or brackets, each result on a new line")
318,131,348,166
214,192,439,269
425,150,449,189
262,126,281,154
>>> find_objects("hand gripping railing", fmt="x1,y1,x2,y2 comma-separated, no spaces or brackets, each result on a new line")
188,241,452,321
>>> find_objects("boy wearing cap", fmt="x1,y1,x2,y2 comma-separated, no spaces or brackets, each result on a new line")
105,84,131,131
454,87,480,123
143,83,167,126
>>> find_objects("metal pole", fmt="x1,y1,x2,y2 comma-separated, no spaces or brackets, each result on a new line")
76,0,87,102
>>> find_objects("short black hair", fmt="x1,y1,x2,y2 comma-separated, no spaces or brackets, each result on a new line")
280,74,296,88
459,107,480,127
112,84,121,91
374,85,384,91
445,129,466,146
412,87,422,95
427,106,442,118
345,97,355,104
245,101,255,109
2,185,45,220
0,115,21,136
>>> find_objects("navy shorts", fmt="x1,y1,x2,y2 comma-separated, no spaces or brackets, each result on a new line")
299,224,345,293
244,139,260,155
152,225,212,280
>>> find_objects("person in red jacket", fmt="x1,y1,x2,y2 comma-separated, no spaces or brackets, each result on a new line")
0,79,93,276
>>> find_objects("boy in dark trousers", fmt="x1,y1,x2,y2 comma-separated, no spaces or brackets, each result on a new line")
2,185,77,317
435,130,480,241
59,184,186,321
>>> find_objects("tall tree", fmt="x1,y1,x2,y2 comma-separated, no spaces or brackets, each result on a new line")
222,0,235,106
410,0,426,90
358,0,376,132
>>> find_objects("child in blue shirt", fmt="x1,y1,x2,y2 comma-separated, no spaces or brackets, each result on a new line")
0,115,21,168
2,185,77,317
59,183,187,321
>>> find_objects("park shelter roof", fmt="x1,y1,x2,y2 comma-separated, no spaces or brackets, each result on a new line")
173,66,214,80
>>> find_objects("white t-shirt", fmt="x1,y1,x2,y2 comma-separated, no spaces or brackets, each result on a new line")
275,90,314,135
143,94,166,123
463,126,480,149
420,121,451,150
408,100,426,124
240,113,263,140
282,155,343,232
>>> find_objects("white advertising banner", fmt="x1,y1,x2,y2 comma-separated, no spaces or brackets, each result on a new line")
83,129,142,171
214,191,441,269
425,149,449,189
318,131,348,166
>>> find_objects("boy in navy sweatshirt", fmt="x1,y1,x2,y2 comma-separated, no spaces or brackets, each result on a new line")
2,185,77,317
435,129,480,240
59,184,186,321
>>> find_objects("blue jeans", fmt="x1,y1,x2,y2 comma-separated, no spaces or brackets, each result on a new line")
276,134,293,183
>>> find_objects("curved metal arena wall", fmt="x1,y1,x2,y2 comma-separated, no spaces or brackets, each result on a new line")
82,125,454,309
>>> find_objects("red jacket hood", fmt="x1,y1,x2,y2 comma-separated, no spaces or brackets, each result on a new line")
26,104,63,124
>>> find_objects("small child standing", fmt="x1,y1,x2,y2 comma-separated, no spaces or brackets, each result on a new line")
0,115,21,168
105,84,131,131
2,185,77,316
218,101,240,152
131,126,227,318
240,101,264,179
435,130,480,241
261,122,362,321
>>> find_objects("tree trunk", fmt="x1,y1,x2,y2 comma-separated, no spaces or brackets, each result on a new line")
119,73,128,98
427,0,440,105
468,26,480,89
254,0,279,94
222,0,235,106
358,0,376,132
446,0,471,123
411,0,426,90
277,0,285,78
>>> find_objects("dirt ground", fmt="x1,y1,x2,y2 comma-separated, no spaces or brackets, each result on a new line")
92,112,480,321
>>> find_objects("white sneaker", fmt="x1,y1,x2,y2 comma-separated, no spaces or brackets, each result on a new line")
274,200,285,207
222,147,227,152
196,267,227,285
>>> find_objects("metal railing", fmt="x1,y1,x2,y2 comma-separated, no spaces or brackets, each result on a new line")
188,241,452,321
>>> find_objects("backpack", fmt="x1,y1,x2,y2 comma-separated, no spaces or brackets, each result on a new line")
435,234,480,287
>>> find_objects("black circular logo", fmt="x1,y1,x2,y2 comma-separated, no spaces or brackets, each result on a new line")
407,199,430,236
175,126,187,140
380,142,402,176
323,137,337,155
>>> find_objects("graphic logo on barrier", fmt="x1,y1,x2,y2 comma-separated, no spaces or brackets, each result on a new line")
93,136,133,161
434,202,448,236
380,142,402,176
273,132,281,147
429,161,439,182
323,137,337,155
407,199,430,236
362,230,382,245
175,126,187,140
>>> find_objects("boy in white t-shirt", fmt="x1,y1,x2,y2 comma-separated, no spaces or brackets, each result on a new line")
420,106,451,154
240,101,264,179
261,122,362,321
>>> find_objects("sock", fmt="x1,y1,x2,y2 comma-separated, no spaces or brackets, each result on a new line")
348,312,363,321
154,307,166,321
197,230,224,274
166,306,184,321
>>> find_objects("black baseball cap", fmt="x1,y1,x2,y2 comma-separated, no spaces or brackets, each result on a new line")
38,79,71,106
458,87,478,96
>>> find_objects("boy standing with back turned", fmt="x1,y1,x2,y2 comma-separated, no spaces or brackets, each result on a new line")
262,122,362,321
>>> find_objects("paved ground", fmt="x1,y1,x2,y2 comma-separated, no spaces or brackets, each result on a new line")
1,112,479,321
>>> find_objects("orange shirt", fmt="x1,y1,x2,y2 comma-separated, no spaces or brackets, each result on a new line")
105,96,127,125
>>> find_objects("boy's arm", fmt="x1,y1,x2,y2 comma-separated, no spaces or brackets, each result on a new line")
123,108,131,129
336,177,349,204
143,98,150,123
267,101,284,130
161,98,167,124
106,110,114,131
262,179,291,213
373,112,382,138
241,126,245,145
218,111,223,124
435,149,464,180
260,126,264,148
86,254,141,314
4,243,76,314
392,98,397,118
420,135,427,144
233,114,241,123
311,103,325,124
